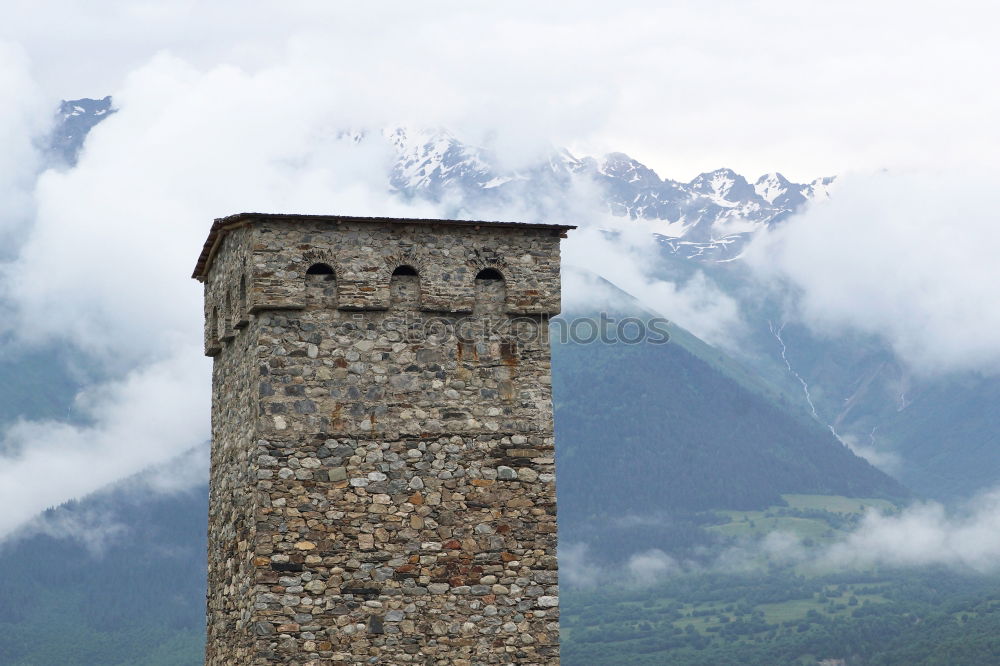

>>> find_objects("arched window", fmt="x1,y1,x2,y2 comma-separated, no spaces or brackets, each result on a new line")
390,265,420,308
305,262,336,308
236,274,248,327
475,268,504,281
306,262,335,276
212,306,220,343
221,292,234,340
474,267,506,315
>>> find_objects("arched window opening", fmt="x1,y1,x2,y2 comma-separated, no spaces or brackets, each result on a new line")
392,265,418,277
475,268,504,281
305,263,336,308
390,265,420,308
236,274,248,328
212,306,221,343
221,292,234,340
474,267,507,315
306,263,335,276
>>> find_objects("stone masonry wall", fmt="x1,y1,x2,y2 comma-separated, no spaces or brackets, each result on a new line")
202,217,566,665
206,225,260,663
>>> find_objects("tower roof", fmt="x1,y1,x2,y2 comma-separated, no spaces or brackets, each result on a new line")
192,212,576,281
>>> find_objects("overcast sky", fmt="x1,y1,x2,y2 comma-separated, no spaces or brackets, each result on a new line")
5,0,1000,181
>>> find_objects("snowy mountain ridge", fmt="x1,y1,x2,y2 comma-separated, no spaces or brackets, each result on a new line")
381,125,833,259
51,99,832,259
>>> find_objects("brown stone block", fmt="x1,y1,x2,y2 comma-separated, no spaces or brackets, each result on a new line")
504,449,543,458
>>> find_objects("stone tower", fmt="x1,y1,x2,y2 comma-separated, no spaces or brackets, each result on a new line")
194,213,573,665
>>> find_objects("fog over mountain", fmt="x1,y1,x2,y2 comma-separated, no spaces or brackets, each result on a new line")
30,96,1000,508
34,95,1000,521
53,97,832,266
4,86,1000,666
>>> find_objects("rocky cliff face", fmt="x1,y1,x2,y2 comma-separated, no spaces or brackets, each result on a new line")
48,96,114,166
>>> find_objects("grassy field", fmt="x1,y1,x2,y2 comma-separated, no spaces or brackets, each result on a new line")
708,494,897,543
709,514,834,540
782,494,896,513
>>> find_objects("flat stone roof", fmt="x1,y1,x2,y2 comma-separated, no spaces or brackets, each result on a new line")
193,212,576,281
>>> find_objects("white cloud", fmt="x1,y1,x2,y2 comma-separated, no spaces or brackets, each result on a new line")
559,542,602,588
566,489,1000,587
136,441,210,495
4,440,209,553
744,169,1000,375
0,348,208,537
4,1,1000,179
713,487,1000,575
837,431,902,476
717,490,1000,575
16,506,128,557
0,42,46,242
3,52,435,364
561,542,682,588
626,549,680,584
562,220,744,345
821,490,1000,572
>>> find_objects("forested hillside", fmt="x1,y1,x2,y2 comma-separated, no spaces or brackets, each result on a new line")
552,308,909,565
563,567,1000,665
554,330,906,515
0,487,205,665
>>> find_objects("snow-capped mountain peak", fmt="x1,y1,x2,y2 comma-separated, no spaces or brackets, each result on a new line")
598,152,664,187
754,172,793,204
49,96,115,165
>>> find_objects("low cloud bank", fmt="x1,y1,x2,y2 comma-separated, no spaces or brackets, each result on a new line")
563,489,1000,588
821,490,1000,572
561,221,743,347
0,43,46,246
745,169,1000,376
4,441,210,556
0,348,208,537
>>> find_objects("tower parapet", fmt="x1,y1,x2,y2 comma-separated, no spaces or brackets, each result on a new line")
195,213,572,664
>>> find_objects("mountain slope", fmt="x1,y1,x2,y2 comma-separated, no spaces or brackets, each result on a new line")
728,309,1000,502
0,486,206,665
554,331,906,520
0,348,81,426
